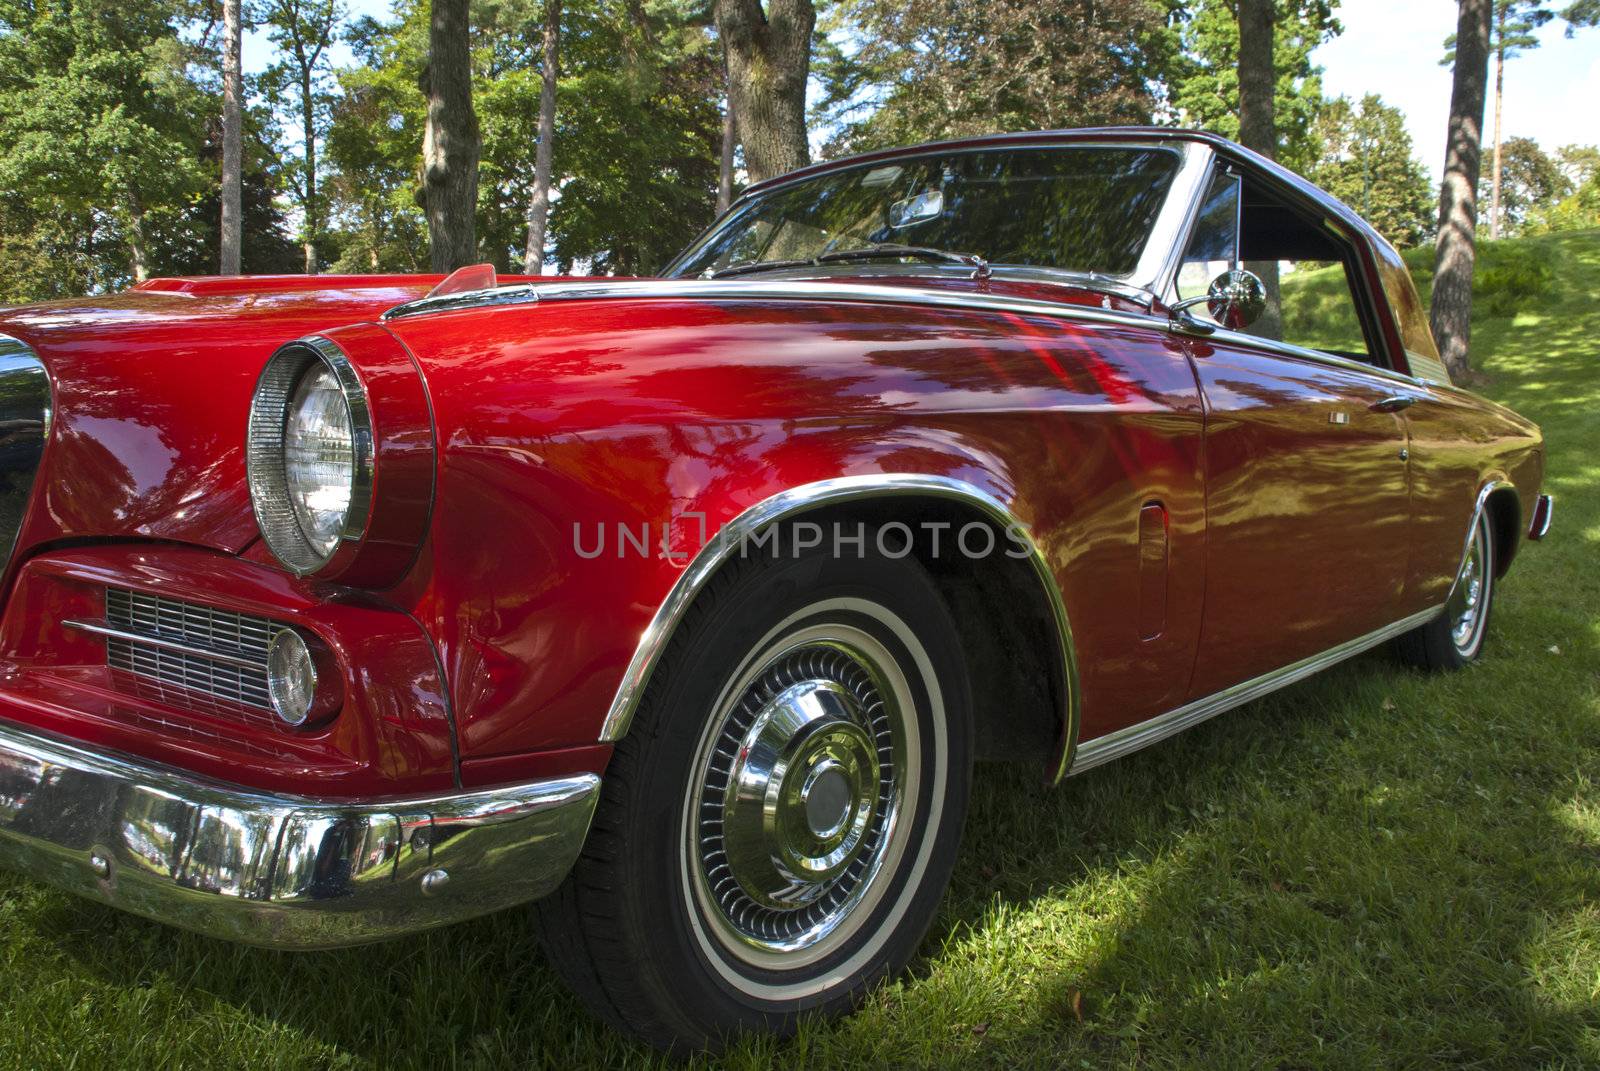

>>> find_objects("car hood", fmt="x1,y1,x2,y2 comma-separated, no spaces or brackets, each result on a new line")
0,278,436,556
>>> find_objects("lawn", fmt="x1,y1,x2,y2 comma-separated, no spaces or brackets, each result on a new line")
2,231,1597,1070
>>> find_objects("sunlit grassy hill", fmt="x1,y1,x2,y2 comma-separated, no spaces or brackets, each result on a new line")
1281,228,1599,372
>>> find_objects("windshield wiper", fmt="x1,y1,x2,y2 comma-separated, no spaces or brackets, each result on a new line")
814,243,987,273
707,258,814,279
708,243,991,280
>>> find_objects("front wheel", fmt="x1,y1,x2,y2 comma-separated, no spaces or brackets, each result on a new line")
1398,509,1496,670
537,533,973,1051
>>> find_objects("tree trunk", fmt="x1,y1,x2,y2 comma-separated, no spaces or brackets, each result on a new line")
301,68,317,274
1236,0,1276,160
524,0,560,271
128,189,148,284
423,0,481,273
1236,0,1282,340
1489,22,1505,240
717,56,735,216
1432,0,1493,381
714,0,813,183
220,0,243,275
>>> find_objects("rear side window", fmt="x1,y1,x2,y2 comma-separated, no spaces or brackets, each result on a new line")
1373,240,1449,383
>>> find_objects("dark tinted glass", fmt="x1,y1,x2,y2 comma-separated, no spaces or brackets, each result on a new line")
671,147,1182,278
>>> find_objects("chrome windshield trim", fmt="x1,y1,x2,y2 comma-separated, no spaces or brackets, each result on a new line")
595,473,1082,782
63,619,271,672
1138,142,1215,297
0,716,600,949
1066,604,1445,776
0,333,52,579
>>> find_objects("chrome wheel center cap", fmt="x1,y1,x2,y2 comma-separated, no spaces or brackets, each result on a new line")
803,763,853,838
722,679,881,908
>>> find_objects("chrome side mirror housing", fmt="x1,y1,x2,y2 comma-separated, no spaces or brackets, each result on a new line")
1170,268,1267,333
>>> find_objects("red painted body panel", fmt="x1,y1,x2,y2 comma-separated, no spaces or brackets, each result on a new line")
0,545,455,797
0,131,1548,801
381,290,1210,755
0,281,442,561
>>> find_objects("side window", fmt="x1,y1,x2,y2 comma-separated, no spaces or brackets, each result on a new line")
1176,168,1240,302
1273,258,1374,362
1235,178,1382,365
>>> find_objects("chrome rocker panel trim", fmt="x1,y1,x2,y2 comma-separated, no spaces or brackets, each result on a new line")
594,474,1083,781
0,718,599,950
1066,604,1443,776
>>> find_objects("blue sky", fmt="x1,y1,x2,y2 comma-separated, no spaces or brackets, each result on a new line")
1314,0,1600,178
245,0,1600,182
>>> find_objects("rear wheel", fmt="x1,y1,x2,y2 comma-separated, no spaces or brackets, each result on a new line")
1398,509,1496,670
537,531,973,1051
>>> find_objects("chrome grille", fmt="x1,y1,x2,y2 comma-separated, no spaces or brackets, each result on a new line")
104,589,275,711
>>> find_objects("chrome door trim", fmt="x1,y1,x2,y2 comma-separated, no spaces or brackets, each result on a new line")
595,474,1083,780
1065,604,1443,777
1178,320,1429,389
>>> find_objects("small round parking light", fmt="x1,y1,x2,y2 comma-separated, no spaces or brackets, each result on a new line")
266,629,320,726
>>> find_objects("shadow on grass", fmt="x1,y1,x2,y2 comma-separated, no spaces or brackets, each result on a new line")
19,626,1598,1068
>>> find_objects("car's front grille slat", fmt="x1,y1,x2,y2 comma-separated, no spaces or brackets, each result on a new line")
100,589,277,712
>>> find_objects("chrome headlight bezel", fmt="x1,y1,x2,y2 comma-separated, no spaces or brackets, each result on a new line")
248,338,375,577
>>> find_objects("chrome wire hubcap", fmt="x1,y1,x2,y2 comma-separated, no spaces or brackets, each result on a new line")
1448,524,1488,652
692,633,907,958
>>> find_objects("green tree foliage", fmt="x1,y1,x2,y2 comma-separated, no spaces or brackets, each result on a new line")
324,10,429,271
1169,0,1340,172
324,0,719,275
1300,94,1434,247
1522,143,1600,233
254,0,343,271
1486,136,1570,234
0,0,215,298
814,0,1181,156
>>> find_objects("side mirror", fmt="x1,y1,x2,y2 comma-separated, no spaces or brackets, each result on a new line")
1170,268,1267,333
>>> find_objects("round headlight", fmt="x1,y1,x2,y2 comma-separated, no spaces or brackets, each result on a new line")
284,363,356,558
248,338,374,576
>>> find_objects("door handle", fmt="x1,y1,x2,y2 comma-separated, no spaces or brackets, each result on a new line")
1370,395,1418,413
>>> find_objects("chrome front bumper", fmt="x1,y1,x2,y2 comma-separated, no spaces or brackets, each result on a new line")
0,718,599,949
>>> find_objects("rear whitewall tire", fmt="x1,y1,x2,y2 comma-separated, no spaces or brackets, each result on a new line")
1398,509,1497,671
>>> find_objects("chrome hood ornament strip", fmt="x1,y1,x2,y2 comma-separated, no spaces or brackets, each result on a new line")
380,276,1159,333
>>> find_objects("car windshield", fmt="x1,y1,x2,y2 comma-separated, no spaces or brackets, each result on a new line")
668,145,1182,281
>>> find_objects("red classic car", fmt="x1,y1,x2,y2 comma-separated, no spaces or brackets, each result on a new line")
0,129,1551,1048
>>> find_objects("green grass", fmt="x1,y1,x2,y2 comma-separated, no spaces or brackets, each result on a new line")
3,231,1599,1069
